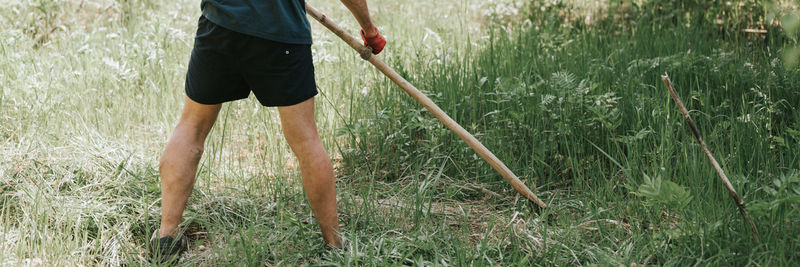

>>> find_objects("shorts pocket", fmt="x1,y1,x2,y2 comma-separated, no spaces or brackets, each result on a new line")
271,43,312,73
194,16,216,39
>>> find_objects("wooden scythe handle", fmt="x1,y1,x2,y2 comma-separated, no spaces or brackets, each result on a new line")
305,3,546,209
661,74,760,243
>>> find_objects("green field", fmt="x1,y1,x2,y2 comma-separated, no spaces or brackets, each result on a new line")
2,0,799,265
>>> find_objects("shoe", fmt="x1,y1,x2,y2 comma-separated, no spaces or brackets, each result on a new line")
149,234,188,262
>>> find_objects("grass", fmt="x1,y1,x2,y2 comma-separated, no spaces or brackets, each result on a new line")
340,0,800,265
1,0,799,265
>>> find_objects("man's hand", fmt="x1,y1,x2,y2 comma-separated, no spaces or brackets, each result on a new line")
360,26,385,54
340,0,385,54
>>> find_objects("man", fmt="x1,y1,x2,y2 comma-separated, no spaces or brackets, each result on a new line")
151,0,386,260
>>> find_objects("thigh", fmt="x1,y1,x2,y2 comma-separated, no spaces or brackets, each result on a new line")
277,97,321,149
176,96,222,139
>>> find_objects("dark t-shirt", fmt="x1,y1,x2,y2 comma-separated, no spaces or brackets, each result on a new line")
200,0,312,44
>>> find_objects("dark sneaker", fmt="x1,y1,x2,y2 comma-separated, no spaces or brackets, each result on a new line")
149,235,188,262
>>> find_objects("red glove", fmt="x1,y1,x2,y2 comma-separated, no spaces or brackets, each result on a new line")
360,27,386,55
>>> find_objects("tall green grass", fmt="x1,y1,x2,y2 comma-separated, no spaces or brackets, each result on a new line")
341,1,800,264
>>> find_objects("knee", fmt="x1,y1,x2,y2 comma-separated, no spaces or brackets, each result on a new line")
285,134,318,155
187,146,204,160
180,145,205,163
159,144,204,171
293,144,331,169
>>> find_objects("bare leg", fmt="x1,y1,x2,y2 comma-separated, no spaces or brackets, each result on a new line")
278,98,341,248
159,97,221,237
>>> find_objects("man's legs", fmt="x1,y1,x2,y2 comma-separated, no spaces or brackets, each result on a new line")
159,97,221,237
278,98,342,248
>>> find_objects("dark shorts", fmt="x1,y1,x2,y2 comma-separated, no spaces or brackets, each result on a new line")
185,16,317,107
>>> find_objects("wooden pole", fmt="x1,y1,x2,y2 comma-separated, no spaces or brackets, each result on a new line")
305,3,547,209
661,73,760,243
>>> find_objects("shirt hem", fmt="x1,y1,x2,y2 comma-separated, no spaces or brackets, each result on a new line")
202,10,313,45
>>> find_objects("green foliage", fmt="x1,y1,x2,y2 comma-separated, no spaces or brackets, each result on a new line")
342,0,799,265
630,174,692,210
643,0,767,27
541,71,622,134
748,170,800,218
768,4,800,67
